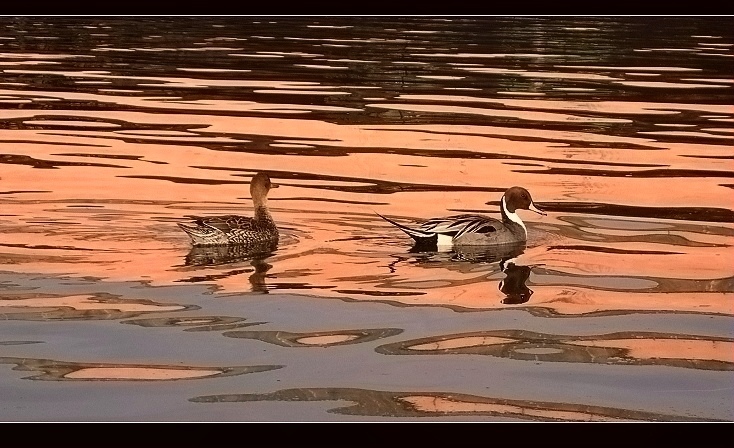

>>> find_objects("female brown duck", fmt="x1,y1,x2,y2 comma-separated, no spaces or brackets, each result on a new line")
178,172,278,246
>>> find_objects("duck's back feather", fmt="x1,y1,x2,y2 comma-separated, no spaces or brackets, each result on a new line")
419,214,498,239
379,212,528,247
197,214,256,232
180,214,278,246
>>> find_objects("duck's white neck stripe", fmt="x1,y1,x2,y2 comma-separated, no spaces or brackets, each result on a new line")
502,197,526,236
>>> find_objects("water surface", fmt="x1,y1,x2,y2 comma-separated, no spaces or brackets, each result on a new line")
0,17,732,422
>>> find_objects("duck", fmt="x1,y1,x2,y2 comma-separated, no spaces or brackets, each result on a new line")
178,172,279,247
377,186,546,248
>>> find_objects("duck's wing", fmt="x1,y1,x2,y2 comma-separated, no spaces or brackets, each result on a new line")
419,214,498,239
198,215,255,233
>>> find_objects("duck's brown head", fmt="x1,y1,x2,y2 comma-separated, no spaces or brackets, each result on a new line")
503,186,545,215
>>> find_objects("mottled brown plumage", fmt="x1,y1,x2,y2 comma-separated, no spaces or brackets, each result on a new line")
178,172,279,246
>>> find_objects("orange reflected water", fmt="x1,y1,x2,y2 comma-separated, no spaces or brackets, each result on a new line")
0,109,730,315
64,367,221,380
399,395,627,421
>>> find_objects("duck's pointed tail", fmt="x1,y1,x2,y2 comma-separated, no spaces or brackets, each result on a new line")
376,212,437,245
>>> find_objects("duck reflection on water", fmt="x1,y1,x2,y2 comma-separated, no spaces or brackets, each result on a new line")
498,258,534,305
184,241,277,267
408,240,526,263
406,241,535,305
182,242,276,293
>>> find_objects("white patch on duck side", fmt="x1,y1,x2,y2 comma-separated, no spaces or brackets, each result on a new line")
436,233,455,247
502,197,527,236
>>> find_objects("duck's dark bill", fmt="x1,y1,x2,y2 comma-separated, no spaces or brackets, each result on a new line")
529,203,547,216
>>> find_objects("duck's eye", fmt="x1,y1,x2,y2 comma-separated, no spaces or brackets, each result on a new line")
521,193,527,199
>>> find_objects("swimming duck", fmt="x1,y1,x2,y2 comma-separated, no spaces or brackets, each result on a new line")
178,172,279,246
378,186,546,248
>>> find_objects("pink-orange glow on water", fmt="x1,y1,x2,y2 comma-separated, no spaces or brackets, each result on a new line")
0,102,731,315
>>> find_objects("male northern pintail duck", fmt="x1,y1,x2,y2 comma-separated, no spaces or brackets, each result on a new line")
378,186,546,247
178,172,279,246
